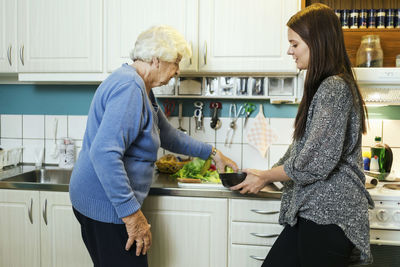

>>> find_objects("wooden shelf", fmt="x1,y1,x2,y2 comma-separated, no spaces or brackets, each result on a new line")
343,29,400,67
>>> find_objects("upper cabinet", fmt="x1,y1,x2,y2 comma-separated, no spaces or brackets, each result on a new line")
0,0,17,72
17,0,102,73
107,0,298,74
198,0,298,73
106,0,199,73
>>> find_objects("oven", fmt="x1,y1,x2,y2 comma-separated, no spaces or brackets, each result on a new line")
354,183,400,267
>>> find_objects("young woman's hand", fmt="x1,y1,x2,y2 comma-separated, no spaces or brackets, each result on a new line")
122,209,152,256
230,168,269,194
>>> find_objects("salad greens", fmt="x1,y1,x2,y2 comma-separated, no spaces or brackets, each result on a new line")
171,158,220,183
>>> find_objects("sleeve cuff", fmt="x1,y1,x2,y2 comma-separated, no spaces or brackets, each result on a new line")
114,197,141,219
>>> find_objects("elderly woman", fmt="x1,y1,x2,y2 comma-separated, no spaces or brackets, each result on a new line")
69,25,237,267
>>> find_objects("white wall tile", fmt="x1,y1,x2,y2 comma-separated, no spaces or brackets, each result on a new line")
216,117,243,145
68,115,87,140
0,138,23,149
391,148,400,174
23,115,44,139
270,118,294,144
269,144,290,169
45,115,68,140
1,115,22,138
157,148,164,159
383,120,400,147
242,144,269,170
22,139,45,164
190,117,216,143
44,139,60,164
215,143,242,169
362,119,382,147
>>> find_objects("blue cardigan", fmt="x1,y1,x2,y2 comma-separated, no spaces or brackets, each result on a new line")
69,64,212,224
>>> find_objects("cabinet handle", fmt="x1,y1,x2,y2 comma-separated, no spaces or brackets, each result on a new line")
189,41,193,65
19,45,24,65
249,255,265,261
251,233,279,238
7,45,12,66
251,209,279,215
28,198,33,224
43,198,48,225
203,41,207,65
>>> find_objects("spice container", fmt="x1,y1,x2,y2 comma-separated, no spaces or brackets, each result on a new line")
356,35,384,67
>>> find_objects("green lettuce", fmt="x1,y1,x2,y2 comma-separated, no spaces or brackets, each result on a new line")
171,157,220,183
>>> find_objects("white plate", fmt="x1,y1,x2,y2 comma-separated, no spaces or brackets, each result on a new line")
177,182,229,190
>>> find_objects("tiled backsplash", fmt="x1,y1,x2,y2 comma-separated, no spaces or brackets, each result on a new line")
0,114,399,173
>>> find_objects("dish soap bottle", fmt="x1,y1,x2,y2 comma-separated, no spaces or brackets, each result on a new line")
370,136,386,173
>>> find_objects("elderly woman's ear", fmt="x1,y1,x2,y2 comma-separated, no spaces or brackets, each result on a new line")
151,58,160,68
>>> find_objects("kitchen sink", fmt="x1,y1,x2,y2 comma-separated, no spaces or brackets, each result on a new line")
2,168,72,185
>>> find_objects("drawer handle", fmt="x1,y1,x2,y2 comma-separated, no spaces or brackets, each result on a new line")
251,233,279,238
42,198,48,225
28,198,33,224
250,255,265,261
251,209,279,215
7,45,12,66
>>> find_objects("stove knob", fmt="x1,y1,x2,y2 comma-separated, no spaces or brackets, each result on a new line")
393,211,400,222
376,209,389,222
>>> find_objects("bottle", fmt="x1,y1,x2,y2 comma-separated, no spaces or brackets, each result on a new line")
370,136,386,173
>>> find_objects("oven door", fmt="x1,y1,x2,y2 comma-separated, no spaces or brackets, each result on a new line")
354,229,400,267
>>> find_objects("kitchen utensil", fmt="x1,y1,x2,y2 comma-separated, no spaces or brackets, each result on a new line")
243,102,256,127
219,172,247,188
178,103,187,134
193,101,204,130
163,100,175,118
210,102,222,129
225,104,245,146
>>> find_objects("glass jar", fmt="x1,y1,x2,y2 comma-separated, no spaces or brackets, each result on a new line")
356,35,383,67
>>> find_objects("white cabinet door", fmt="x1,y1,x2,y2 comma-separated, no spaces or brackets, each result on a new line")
40,191,92,267
142,196,228,267
106,0,198,73
0,189,40,267
0,0,17,72
17,0,102,72
199,0,298,73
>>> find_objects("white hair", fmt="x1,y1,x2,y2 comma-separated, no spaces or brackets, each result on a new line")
130,25,191,63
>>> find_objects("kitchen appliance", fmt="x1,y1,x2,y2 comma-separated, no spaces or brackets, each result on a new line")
357,182,400,267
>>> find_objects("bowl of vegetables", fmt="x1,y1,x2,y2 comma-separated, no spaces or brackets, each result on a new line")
171,158,220,183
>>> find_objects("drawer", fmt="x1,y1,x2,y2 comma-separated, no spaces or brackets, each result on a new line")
230,244,270,267
231,222,283,246
231,199,281,223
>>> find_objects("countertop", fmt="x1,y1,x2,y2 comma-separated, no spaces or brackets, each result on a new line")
0,165,281,200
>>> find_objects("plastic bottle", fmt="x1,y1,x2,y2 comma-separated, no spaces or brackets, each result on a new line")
370,136,386,173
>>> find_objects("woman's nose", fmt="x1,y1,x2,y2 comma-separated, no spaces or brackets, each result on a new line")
287,46,292,55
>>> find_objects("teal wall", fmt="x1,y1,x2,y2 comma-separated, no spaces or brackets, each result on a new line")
1,84,400,119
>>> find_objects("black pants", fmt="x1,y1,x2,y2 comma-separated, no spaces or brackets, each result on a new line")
262,217,354,267
73,208,148,267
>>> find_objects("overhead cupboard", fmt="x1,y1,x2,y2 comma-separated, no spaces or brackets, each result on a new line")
0,0,102,74
0,0,299,80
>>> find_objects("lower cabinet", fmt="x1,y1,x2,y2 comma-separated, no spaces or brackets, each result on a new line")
141,195,228,267
0,189,92,267
229,199,283,267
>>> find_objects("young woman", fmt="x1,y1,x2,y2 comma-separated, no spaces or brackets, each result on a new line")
231,4,374,266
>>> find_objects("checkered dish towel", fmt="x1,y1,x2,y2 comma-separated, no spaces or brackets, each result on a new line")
247,104,278,157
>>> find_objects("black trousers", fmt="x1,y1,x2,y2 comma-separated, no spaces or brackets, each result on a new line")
262,217,354,267
73,208,148,267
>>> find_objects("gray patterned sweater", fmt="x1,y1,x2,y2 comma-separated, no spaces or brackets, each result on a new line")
273,75,374,265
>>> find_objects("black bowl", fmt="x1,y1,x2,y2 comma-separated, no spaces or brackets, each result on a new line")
219,172,247,188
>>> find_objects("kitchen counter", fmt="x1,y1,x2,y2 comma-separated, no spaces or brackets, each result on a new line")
0,165,281,199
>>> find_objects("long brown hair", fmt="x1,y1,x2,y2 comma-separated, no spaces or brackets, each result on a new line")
288,4,367,140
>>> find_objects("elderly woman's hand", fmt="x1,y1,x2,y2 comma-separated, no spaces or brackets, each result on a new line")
122,209,152,256
212,149,239,173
